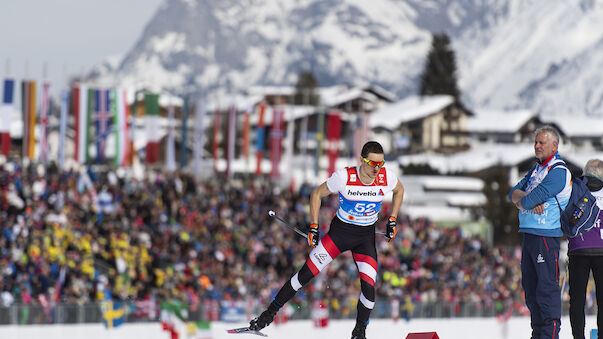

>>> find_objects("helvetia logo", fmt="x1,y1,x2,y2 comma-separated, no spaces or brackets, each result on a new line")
378,189,384,196
347,190,377,196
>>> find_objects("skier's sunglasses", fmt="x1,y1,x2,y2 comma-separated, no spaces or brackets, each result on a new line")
362,158,385,168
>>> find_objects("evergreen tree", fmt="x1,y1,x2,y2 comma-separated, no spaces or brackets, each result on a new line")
476,166,521,246
419,33,460,101
293,71,320,105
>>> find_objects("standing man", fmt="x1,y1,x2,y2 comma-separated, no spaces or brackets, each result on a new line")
250,141,404,339
568,159,603,339
509,126,572,339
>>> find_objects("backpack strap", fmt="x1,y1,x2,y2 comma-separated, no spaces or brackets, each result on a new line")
548,161,569,213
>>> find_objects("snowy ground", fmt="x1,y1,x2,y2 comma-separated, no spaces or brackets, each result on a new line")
0,316,598,339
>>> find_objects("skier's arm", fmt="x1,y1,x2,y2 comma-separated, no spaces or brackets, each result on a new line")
310,182,333,224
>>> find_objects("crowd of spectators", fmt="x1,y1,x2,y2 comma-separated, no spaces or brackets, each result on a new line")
0,160,595,322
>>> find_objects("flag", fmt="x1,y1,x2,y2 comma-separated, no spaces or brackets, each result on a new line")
326,112,342,176
73,86,90,164
315,111,324,176
58,90,69,169
100,300,126,329
353,113,369,160
242,109,249,160
145,93,161,164
22,80,36,160
165,101,176,171
270,107,284,179
113,88,128,167
212,107,221,173
39,81,50,163
0,78,14,156
193,99,206,175
226,106,236,177
126,92,135,166
94,89,112,163
300,114,308,181
161,300,188,339
188,321,212,339
180,96,189,168
254,102,266,175
283,108,294,184
133,297,158,319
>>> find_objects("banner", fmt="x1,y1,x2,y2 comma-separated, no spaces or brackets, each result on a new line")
254,102,266,175
100,300,125,329
39,81,50,163
326,112,342,176
145,93,160,164
58,90,69,169
226,106,236,177
0,78,14,156
270,107,284,179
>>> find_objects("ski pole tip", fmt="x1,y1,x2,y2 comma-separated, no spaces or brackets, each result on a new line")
268,210,275,217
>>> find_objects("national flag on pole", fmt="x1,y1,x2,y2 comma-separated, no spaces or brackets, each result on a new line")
326,112,342,176
113,88,128,167
283,108,294,184
300,114,308,181
270,107,284,179
94,89,112,163
255,102,266,175
242,109,249,158
58,90,69,169
0,78,14,156
22,80,37,160
145,93,160,164
212,107,221,173
193,99,206,175
73,86,90,164
39,81,50,163
165,101,176,171
180,97,189,169
226,106,236,177
353,113,369,160
160,300,188,339
315,111,324,176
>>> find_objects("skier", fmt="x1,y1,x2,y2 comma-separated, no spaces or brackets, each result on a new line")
249,141,404,339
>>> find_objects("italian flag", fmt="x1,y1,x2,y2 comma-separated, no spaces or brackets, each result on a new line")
145,93,160,164
113,88,129,167
0,78,14,156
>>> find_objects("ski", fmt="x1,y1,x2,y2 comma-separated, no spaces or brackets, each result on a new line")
226,327,268,337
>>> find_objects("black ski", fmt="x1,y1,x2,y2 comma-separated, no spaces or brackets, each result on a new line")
226,327,268,337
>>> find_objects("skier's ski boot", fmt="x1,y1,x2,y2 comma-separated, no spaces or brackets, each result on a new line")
249,309,276,331
351,322,367,339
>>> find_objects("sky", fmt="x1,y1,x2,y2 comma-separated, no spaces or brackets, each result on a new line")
0,0,163,99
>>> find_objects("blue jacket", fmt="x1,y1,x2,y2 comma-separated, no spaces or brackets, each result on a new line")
509,153,571,237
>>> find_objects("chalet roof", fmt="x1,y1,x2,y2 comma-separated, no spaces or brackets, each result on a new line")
370,95,455,129
540,115,603,137
468,109,535,133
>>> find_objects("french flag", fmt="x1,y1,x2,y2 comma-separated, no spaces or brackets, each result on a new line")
1,79,14,156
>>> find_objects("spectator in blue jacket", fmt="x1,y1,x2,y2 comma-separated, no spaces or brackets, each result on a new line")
509,126,572,339
568,159,603,339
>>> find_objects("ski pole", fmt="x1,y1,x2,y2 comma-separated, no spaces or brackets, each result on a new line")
268,210,387,236
268,210,308,239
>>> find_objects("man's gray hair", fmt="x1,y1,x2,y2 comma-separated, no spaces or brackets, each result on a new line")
584,159,603,180
535,125,560,144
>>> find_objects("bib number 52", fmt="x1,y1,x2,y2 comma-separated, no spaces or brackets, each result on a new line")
354,203,376,213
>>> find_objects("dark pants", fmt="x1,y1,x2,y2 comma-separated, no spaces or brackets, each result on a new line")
569,255,603,339
522,233,561,339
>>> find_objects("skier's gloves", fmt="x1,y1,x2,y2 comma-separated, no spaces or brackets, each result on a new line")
386,216,397,242
308,223,319,248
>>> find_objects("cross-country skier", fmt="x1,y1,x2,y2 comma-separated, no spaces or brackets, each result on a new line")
249,141,404,339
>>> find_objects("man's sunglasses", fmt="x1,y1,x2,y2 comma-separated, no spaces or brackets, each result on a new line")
362,158,385,168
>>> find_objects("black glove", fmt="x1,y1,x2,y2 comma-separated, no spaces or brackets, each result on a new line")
386,216,397,242
308,223,319,248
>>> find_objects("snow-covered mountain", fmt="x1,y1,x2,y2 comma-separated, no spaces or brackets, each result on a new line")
89,0,603,116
